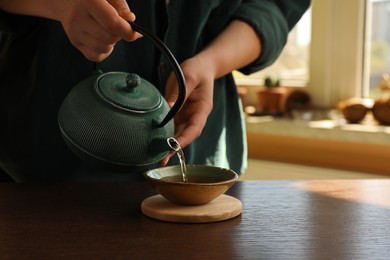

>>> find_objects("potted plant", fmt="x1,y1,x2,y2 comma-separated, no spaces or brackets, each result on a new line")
256,76,287,114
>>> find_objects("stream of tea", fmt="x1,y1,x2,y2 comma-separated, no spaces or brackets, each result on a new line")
167,137,188,182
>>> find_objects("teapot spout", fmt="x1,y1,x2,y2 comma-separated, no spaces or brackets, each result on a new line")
167,137,181,152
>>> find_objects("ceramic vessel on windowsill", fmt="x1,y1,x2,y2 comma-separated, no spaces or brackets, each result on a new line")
372,95,390,125
256,76,287,115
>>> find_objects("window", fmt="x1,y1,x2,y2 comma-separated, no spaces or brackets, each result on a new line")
309,0,387,106
366,0,390,98
236,0,389,109
307,0,366,107
234,9,311,86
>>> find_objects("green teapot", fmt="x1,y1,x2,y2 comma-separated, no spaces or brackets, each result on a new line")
58,22,186,173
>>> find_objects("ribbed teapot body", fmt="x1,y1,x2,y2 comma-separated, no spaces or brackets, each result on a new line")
58,72,173,173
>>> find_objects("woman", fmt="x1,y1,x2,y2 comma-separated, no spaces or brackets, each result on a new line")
0,0,310,181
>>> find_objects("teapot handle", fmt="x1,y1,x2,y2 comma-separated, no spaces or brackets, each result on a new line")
129,21,186,128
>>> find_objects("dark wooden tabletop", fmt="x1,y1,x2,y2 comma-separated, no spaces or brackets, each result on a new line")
1,179,390,260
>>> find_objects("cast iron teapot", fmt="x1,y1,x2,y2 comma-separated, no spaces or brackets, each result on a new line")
58,22,186,172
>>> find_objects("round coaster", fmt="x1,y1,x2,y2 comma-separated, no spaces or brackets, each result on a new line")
141,194,242,223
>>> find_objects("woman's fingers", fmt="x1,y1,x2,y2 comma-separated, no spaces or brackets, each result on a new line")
61,0,142,61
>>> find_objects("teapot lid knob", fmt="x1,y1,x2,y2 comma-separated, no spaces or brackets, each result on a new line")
96,72,162,112
126,73,141,89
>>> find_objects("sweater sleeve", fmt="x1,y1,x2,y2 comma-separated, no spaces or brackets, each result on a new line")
232,0,311,75
0,10,37,33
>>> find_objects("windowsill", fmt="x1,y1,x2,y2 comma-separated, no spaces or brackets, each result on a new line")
246,115,390,146
246,114,390,176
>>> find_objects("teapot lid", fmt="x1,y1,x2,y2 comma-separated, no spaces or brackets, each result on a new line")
96,72,162,112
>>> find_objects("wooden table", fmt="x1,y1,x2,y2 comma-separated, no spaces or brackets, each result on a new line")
1,180,390,259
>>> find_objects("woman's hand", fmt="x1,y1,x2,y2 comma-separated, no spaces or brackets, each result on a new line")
58,0,142,61
0,0,142,61
160,56,214,166
159,20,262,166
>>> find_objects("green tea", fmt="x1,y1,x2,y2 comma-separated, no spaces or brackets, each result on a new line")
167,137,188,182
161,175,222,183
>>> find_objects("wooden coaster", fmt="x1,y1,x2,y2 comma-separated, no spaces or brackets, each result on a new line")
141,194,242,223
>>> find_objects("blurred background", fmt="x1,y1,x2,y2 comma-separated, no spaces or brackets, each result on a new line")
236,0,390,180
